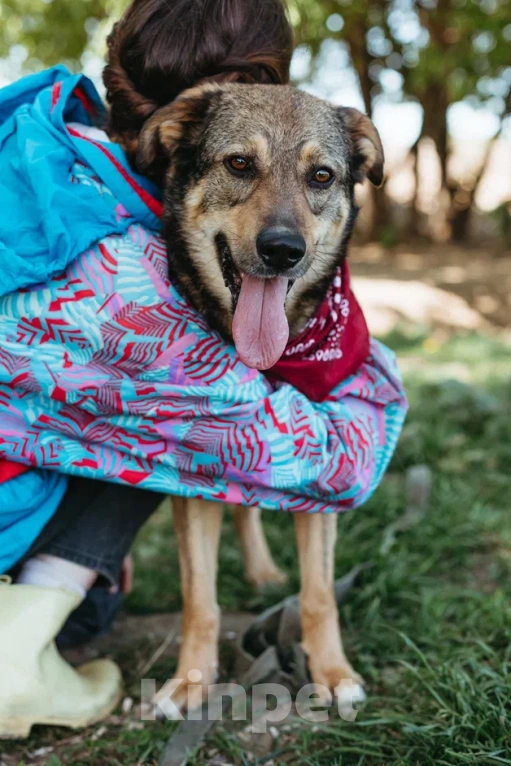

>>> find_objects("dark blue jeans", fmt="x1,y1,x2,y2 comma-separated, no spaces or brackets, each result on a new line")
11,477,163,586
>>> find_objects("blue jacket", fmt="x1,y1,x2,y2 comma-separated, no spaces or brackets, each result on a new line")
0,65,161,296
0,471,67,572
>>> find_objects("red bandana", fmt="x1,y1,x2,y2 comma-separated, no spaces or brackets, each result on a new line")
268,260,370,402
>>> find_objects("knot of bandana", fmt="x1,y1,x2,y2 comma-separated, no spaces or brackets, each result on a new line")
269,260,370,401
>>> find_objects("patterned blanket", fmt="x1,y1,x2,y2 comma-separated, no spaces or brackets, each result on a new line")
0,173,406,514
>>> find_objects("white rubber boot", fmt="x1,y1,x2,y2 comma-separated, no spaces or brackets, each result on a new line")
0,576,123,739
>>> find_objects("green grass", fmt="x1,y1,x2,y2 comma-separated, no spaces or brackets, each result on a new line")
3,331,511,765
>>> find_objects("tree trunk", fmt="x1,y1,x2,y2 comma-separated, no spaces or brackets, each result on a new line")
348,20,373,116
347,18,392,241
450,204,472,242
372,185,392,239
448,137,497,242
407,136,422,239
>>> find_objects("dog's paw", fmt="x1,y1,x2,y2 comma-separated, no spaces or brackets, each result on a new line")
335,678,366,720
151,666,218,721
307,660,366,718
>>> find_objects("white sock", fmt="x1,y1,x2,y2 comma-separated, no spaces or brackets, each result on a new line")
17,554,97,599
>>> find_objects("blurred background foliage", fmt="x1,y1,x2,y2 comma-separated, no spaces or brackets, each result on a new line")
290,0,511,244
0,0,510,245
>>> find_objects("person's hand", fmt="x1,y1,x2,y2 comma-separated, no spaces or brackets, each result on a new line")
109,555,134,595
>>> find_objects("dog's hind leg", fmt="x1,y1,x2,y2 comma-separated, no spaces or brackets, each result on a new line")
231,506,288,589
152,496,222,718
294,512,365,714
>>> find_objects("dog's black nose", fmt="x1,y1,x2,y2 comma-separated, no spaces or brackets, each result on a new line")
256,227,306,271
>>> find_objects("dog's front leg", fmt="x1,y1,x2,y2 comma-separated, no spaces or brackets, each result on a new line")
231,506,288,588
152,496,222,717
294,513,365,713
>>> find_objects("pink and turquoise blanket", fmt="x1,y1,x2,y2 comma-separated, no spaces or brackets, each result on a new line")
0,67,407,532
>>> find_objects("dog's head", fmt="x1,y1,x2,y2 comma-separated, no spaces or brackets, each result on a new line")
139,84,383,370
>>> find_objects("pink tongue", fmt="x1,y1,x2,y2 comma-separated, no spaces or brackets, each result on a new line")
232,275,289,370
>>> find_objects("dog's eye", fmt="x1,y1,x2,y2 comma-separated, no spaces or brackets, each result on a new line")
310,168,335,188
225,156,252,176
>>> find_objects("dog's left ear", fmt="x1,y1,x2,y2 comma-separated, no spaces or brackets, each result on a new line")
338,107,384,187
137,83,222,178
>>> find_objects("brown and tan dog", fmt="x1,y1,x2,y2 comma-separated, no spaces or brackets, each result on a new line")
133,82,384,714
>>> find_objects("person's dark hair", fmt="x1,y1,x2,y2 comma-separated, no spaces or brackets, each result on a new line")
103,0,293,159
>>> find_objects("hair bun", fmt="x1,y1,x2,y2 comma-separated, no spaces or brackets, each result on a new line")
104,0,292,164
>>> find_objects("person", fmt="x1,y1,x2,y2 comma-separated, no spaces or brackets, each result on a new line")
0,0,293,738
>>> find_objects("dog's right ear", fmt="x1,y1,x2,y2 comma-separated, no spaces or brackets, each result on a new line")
137,83,222,178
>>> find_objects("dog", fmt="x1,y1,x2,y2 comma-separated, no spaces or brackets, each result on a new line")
135,82,384,714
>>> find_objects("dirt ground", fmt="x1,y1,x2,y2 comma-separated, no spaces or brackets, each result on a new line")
350,243,511,334
63,612,255,669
